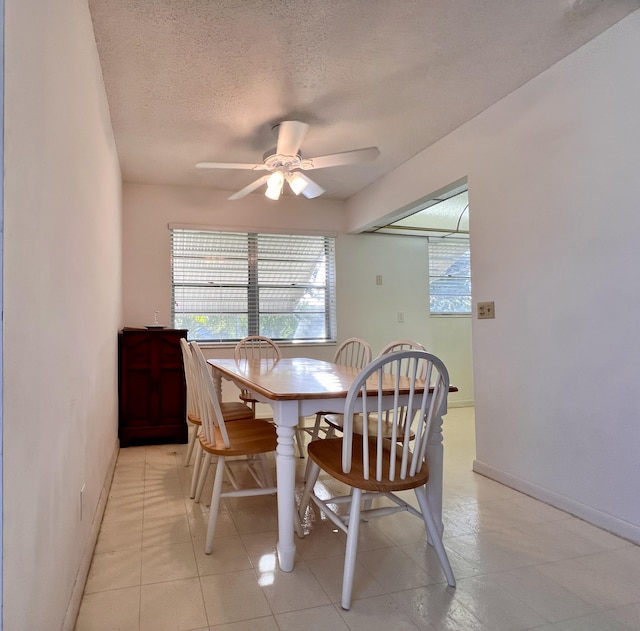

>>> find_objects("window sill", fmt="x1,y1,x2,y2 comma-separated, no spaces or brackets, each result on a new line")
194,340,337,350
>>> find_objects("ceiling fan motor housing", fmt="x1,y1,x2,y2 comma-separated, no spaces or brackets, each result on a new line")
262,149,303,172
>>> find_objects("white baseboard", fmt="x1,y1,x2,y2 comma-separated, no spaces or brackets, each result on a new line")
473,459,640,545
448,399,474,408
63,439,120,631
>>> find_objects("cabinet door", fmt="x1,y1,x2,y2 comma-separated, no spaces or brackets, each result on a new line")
121,333,155,427
155,333,187,425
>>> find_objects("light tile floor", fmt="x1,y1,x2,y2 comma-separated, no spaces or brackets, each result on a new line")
75,408,640,630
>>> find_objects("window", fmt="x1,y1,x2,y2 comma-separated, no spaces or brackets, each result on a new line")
428,236,471,315
171,228,336,343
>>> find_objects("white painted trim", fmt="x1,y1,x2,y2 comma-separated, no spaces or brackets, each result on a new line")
0,0,4,619
167,222,337,237
62,439,120,631
473,459,640,545
448,400,474,408
1,1,5,625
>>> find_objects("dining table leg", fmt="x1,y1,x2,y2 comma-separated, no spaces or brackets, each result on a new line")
272,399,298,572
425,411,445,539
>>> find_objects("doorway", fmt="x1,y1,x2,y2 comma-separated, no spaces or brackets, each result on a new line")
366,180,473,408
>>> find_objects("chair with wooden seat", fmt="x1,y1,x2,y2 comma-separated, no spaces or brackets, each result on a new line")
320,338,427,438
234,335,282,413
234,335,310,458
298,349,456,609
321,339,430,512
181,337,203,467
299,337,373,453
191,341,278,554
179,339,254,497
377,338,427,356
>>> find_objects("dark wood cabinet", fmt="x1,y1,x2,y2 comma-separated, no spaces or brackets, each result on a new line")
118,328,189,447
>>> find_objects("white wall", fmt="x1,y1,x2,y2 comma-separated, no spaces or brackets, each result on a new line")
3,0,122,628
348,10,640,542
122,184,474,405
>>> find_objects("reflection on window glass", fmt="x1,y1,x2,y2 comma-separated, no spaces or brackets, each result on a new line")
429,237,471,315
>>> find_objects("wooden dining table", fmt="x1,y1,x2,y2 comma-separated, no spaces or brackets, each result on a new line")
208,356,455,572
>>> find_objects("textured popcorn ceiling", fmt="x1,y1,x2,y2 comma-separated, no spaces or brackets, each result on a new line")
89,0,639,200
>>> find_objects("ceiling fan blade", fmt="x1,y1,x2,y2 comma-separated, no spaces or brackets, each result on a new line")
228,174,271,200
196,161,268,171
276,120,310,157
300,146,380,170
297,173,325,199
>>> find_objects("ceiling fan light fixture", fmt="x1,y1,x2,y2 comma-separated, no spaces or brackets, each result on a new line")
287,172,308,195
265,170,284,200
265,183,282,200
267,170,284,188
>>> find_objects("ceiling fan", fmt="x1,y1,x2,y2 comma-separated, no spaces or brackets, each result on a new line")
196,120,380,201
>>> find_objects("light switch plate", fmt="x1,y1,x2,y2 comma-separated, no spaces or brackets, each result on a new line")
477,301,495,319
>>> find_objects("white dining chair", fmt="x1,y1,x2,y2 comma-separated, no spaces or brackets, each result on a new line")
180,339,254,497
298,337,373,460
234,335,282,413
180,337,203,467
232,334,310,457
377,338,427,356
191,341,278,554
298,349,456,609
320,339,428,438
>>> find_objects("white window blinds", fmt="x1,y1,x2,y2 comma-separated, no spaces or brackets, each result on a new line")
428,236,471,315
171,229,337,342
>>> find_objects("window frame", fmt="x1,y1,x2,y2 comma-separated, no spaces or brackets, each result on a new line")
170,227,337,344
